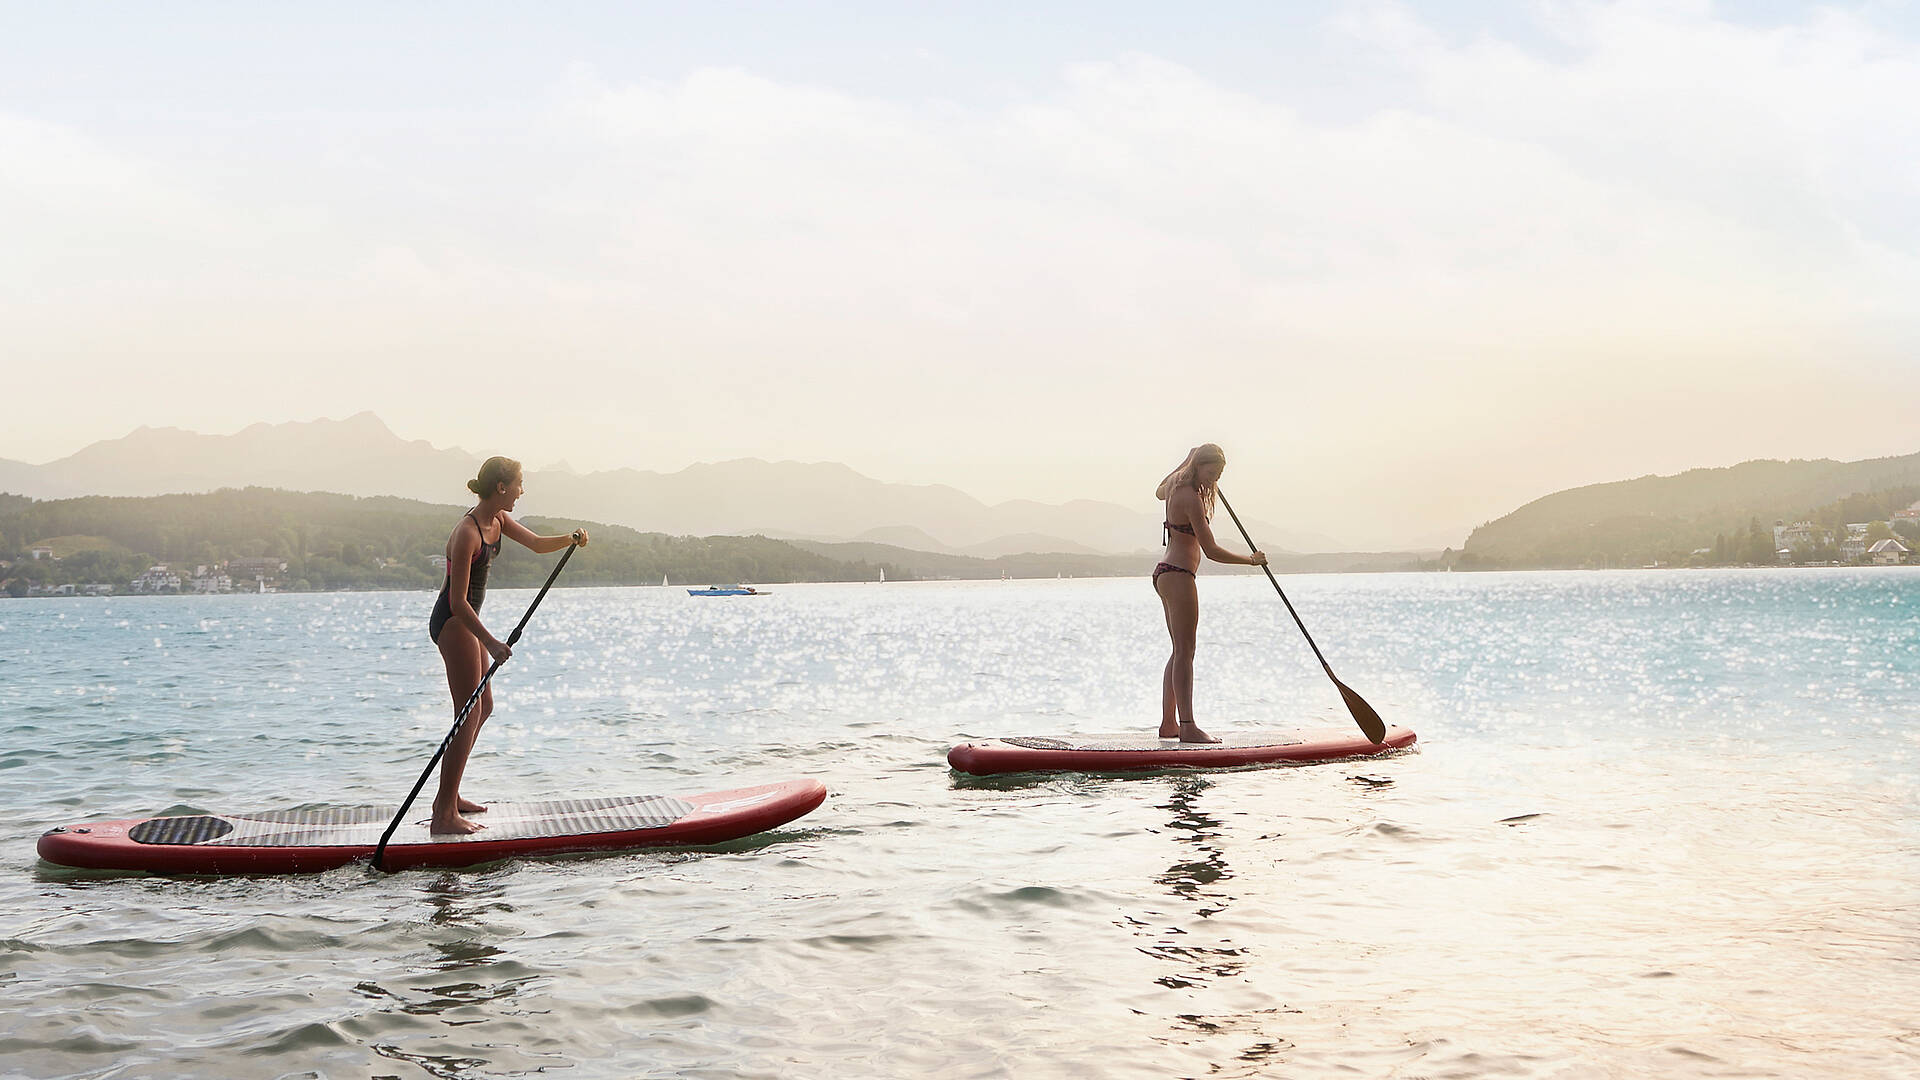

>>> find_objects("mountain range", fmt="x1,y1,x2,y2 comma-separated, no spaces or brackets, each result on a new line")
0,413,1345,557
6,414,1909,573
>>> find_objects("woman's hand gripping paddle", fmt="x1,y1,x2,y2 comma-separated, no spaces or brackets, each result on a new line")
372,539,580,871
1216,490,1388,744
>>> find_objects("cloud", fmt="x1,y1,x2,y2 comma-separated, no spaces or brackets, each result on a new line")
4,3,1918,547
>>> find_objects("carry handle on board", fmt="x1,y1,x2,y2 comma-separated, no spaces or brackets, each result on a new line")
372,539,579,871
1216,489,1387,745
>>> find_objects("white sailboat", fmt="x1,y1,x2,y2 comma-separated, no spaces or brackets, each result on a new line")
661,573,669,587
878,568,885,583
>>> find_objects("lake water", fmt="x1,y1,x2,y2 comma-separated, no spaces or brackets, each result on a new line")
3,569,1916,1079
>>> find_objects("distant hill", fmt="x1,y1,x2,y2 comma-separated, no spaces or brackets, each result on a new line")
852,524,955,551
783,539,1148,580
0,414,1318,556
8,487,1350,596
785,539,1436,579
1460,451,1920,568
0,488,899,595
0,413,475,504
957,533,1107,558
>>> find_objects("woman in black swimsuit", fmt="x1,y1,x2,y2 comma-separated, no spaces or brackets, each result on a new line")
429,456,588,834
1154,444,1266,743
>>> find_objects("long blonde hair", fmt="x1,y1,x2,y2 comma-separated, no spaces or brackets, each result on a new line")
1156,444,1224,521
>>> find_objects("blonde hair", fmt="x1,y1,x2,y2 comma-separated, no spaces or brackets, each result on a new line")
467,456,522,498
1156,444,1225,521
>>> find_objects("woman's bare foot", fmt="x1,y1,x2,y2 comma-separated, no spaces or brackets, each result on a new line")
1159,721,1180,739
430,813,485,835
1178,721,1221,744
458,797,487,814
430,804,486,835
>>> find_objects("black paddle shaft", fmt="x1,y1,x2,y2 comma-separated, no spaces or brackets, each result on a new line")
372,541,578,871
1215,490,1387,744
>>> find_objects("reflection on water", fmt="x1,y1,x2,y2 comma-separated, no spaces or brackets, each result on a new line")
1139,778,1242,988
344,872,560,1079
1130,776,1301,1075
367,1041,495,1080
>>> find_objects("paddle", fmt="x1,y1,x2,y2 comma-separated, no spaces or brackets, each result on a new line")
372,538,580,871
1216,489,1388,744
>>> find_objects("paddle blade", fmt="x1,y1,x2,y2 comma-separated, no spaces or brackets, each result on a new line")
1336,679,1388,744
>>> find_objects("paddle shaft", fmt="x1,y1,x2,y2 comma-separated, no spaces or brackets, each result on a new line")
1215,490,1335,675
1216,489,1386,743
372,541,577,871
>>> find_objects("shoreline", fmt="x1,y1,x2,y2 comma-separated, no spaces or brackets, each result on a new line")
5,560,1916,601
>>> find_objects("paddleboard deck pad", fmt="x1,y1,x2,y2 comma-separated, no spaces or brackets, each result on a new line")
947,726,1416,775
37,779,827,874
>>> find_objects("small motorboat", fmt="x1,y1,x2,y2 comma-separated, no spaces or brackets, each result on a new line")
687,584,771,596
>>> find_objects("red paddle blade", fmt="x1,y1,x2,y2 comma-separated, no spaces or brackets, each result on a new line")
1336,679,1387,744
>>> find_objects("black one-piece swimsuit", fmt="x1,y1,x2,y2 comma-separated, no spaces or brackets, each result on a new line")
428,510,502,644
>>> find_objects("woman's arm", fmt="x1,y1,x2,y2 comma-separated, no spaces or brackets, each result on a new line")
1156,448,1198,501
1176,490,1266,566
500,514,588,554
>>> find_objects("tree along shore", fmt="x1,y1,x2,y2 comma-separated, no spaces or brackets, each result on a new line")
0,488,903,596
2,487,1253,595
1445,477,1920,571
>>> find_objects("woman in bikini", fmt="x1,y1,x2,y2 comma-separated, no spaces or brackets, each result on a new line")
428,456,589,834
1154,444,1266,743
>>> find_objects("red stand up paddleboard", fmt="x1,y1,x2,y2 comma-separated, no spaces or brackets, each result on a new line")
37,779,827,874
948,726,1416,776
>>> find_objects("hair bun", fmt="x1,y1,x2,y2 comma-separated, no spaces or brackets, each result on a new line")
467,455,523,499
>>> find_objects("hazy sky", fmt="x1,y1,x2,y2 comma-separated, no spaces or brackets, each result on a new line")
5,1,1918,549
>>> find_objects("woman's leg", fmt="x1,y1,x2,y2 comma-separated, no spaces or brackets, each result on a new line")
456,681,491,814
1155,571,1217,743
432,628,491,834
1160,653,1178,738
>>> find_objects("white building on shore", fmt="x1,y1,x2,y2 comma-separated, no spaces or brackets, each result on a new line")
1840,523,1872,561
1772,521,1827,554
130,565,182,594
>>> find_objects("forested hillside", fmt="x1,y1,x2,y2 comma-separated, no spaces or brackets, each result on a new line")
0,489,898,594
1458,453,1920,568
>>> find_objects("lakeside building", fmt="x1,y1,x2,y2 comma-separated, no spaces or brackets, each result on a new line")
1773,521,1827,552
228,556,287,591
1839,523,1872,561
1869,538,1912,565
24,583,113,597
31,546,54,560
190,565,233,594
1767,517,1917,565
130,565,182,594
